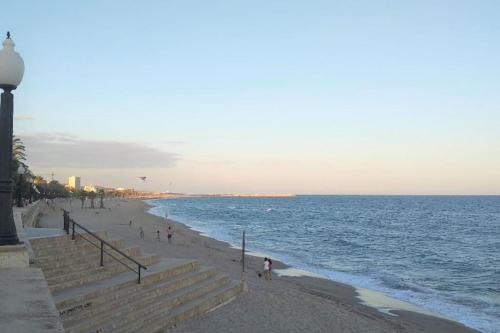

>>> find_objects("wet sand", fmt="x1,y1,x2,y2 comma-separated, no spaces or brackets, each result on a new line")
38,198,478,333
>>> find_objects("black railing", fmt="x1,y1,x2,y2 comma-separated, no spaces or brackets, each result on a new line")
62,209,147,283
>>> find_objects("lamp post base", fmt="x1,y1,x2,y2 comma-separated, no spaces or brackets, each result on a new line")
0,233,20,245
0,180,19,245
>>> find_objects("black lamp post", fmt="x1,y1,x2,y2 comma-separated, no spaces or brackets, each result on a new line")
0,32,25,245
26,174,33,204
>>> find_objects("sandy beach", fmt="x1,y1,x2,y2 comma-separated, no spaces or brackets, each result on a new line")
37,198,478,333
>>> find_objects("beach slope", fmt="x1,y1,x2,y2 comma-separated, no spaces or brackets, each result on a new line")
38,199,478,333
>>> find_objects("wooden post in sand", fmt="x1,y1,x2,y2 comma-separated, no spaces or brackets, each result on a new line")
241,231,245,272
240,230,248,291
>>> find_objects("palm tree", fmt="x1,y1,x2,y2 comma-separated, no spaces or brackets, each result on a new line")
12,135,26,166
11,135,27,181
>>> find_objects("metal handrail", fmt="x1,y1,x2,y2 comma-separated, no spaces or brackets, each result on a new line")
62,209,147,283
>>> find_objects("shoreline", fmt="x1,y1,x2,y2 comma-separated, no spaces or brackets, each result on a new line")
142,199,479,333
37,198,479,333
143,199,450,319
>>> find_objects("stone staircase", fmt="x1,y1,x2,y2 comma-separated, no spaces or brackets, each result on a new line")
30,232,242,333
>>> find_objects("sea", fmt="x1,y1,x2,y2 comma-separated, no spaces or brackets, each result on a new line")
146,195,500,333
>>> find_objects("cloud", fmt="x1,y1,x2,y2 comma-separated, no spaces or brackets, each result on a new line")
14,115,34,121
21,133,179,169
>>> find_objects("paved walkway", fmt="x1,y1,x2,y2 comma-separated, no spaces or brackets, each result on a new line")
0,268,64,332
0,204,64,333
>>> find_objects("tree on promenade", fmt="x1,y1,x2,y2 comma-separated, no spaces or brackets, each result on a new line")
12,135,26,164
12,135,27,179
98,189,105,208
47,180,68,198
11,135,35,201
10,135,69,200
77,189,87,208
89,190,96,208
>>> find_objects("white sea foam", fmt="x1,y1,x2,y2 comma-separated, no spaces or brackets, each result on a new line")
273,268,327,279
355,287,445,318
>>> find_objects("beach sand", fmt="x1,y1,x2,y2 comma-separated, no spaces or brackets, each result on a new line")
38,198,478,333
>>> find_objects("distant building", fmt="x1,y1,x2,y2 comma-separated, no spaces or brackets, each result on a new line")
68,176,81,190
83,184,97,192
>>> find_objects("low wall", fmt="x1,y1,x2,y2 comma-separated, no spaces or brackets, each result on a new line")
0,201,65,332
21,200,42,228
3,201,44,268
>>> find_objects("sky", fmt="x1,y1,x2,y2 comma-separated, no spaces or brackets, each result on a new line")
2,1,500,194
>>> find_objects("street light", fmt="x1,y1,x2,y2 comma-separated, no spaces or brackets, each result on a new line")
25,173,33,204
0,32,25,245
16,164,25,208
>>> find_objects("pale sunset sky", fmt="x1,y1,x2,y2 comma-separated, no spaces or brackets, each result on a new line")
3,1,500,194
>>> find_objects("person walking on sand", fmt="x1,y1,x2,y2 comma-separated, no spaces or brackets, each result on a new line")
167,225,173,244
156,230,161,242
129,220,132,228
139,226,144,239
264,257,270,280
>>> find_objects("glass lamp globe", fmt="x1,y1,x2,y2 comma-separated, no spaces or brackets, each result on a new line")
0,32,24,88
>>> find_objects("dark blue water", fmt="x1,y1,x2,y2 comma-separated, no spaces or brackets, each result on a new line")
147,196,500,332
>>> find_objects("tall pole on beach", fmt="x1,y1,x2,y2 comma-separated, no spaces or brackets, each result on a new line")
0,32,25,245
241,231,245,273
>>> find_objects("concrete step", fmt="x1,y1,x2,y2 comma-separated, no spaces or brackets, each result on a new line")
55,259,199,313
42,254,127,279
43,251,159,280
41,250,130,279
38,246,142,271
83,274,231,333
64,267,219,333
36,241,135,265
48,248,149,294
118,281,242,333
62,266,215,327
47,253,158,287
30,236,72,250
30,231,107,250
33,238,124,258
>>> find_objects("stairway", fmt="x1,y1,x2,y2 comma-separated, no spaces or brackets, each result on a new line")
30,232,242,333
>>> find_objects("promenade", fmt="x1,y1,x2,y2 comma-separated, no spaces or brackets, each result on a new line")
0,202,64,332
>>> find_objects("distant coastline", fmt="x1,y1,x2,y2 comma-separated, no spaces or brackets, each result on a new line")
127,192,296,200
188,193,296,198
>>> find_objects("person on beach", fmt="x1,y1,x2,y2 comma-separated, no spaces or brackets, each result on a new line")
264,257,270,280
167,225,173,244
156,230,160,242
139,226,144,239
129,220,132,228
268,258,273,280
